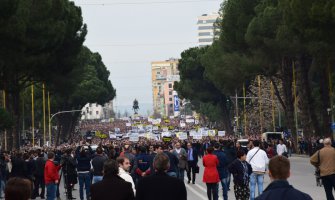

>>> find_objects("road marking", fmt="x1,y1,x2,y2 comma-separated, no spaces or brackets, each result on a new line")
185,184,207,200
184,177,223,200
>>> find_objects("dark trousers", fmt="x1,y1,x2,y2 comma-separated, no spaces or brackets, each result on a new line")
187,161,196,183
33,175,45,198
322,174,335,200
206,183,218,200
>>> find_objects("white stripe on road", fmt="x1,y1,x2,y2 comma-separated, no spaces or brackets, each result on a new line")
184,177,223,200
185,184,208,200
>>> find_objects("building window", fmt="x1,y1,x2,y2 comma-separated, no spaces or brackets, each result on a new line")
169,98,172,101
168,83,172,88
169,104,173,108
157,71,160,74
169,91,172,95
96,111,99,115
89,111,92,115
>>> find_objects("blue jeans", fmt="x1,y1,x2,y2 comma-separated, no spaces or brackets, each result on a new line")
167,171,177,177
176,168,185,181
0,180,5,198
78,172,91,200
92,176,103,184
219,177,229,200
46,183,57,200
227,172,231,189
250,173,264,200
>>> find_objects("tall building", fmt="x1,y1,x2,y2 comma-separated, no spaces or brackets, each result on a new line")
151,58,180,116
197,12,220,47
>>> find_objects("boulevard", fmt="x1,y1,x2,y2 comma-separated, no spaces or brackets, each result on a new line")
34,155,325,200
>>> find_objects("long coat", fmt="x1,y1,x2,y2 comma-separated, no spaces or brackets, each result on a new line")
136,171,187,200
91,174,134,200
202,153,220,183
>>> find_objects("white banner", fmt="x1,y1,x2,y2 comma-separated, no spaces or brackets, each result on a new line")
193,131,203,140
186,119,195,123
180,122,186,127
129,133,139,142
126,123,131,127
177,132,187,140
162,127,168,132
190,130,196,137
161,132,171,137
201,130,209,137
195,120,199,124
109,133,116,139
218,131,226,137
153,126,159,131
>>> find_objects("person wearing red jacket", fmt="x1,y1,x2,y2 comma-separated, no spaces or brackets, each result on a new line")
44,152,61,200
203,146,220,200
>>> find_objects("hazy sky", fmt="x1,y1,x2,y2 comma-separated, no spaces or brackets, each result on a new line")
73,0,222,114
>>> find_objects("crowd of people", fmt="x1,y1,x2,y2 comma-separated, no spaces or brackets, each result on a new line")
0,118,334,200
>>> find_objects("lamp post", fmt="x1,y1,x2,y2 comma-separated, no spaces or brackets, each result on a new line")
48,110,82,146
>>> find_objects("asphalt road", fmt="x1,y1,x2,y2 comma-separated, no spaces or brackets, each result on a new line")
32,155,327,200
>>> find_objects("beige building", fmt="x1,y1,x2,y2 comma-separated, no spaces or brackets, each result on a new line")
151,58,179,116
197,12,220,47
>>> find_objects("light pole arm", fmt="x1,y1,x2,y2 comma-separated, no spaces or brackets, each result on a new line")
50,110,82,122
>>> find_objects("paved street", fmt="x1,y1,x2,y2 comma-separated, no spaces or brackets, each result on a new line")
185,156,326,200
32,155,327,200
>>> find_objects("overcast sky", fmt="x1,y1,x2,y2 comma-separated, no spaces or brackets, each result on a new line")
73,0,222,114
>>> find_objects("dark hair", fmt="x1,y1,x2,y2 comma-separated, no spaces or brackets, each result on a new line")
206,146,214,154
47,152,55,159
103,160,119,176
153,153,170,172
236,150,246,159
214,143,220,149
116,156,129,165
5,177,31,200
269,156,290,180
96,147,103,155
253,140,260,147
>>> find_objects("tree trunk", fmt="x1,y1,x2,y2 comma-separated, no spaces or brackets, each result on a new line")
320,66,331,137
296,55,320,138
281,58,296,143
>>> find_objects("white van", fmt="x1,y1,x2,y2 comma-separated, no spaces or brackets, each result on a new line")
262,132,283,142
237,139,249,148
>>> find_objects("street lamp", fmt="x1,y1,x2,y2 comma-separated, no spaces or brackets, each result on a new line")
48,109,82,146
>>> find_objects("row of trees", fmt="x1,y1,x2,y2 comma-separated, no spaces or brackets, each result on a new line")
175,0,335,140
0,0,116,149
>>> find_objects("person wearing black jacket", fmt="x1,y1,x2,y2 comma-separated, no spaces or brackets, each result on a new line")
10,152,26,178
61,149,78,200
92,147,107,184
186,143,198,184
76,143,93,200
228,150,252,200
256,156,312,200
162,145,178,177
32,152,46,199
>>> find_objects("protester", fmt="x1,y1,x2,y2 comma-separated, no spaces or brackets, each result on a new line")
136,153,187,200
90,160,134,200
246,140,269,200
162,144,179,177
44,152,61,200
117,156,136,194
61,149,77,200
256,156,312,200
92,147,108,183
32,151,46,199
186,143,198,184
228,150,252,200
276,139,287,157
310,138,335,200
75,143,93,200
5,177,32,200
203,146,220,200
213,143,229,200
172,142,188,181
